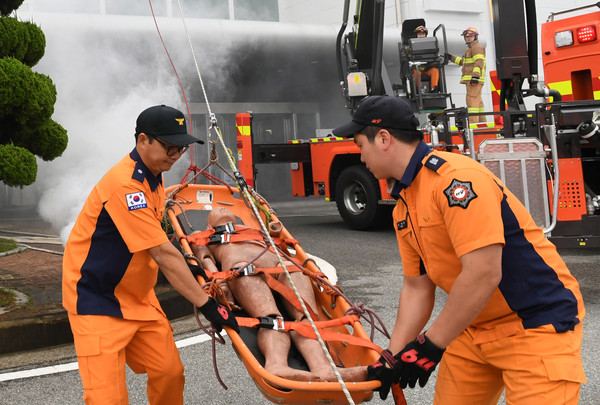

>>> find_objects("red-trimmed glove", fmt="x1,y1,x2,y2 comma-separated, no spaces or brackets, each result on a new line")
392,333,445,388
199,297,240,333
367,349,397,400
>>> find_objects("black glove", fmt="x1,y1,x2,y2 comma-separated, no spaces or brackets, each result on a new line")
367,349,396,400
187,262,208,280
392,333,445,389
199,297,240,333
444,52,452,60
470,76,480,85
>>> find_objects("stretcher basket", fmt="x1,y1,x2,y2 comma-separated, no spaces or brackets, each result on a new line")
164,182,388,404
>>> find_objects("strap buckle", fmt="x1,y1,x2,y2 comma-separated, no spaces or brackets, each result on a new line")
214,222,235,234
209,233,230,245
257,316,285,331
234,264,255,276
208,221,236,245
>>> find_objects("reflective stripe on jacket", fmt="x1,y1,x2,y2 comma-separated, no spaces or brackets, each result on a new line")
450,39,486,84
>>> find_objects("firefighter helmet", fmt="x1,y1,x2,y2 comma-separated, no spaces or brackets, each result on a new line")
461,27,479,37
415,25,428,35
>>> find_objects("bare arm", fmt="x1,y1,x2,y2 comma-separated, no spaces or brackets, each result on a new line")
425,243,503,348
149,241,210,308
388,274,436,354
192,244,219,274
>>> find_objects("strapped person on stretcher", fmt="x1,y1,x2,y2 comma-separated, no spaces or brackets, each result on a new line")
187,207,368,382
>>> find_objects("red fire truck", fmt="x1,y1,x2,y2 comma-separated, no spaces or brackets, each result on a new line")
237,1,600,248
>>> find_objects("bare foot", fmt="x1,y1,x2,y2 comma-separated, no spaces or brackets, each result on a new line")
266,365,320,381
314,366,368,382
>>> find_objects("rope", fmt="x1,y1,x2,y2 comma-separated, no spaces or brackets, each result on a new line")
170,2,354,402
148,0,195,167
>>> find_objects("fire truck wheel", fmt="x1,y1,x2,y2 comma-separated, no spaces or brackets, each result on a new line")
335,165,388,230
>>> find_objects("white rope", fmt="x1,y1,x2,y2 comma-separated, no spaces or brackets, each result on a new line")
174,0,212,119
172,2,355,403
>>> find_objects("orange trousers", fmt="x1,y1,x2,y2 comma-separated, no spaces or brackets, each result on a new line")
414,67,439,89
68,312,185,405
434,322,586,405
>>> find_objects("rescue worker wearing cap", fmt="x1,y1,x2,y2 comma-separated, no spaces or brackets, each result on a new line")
413,25,440,92
63,105,239,405
446,27,486,123
331,95,586,404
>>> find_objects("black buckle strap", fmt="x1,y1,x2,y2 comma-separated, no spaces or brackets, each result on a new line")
214,222,235,234
209,233,230,245
232,263,255,276
257,316,285,331
208,221,235,245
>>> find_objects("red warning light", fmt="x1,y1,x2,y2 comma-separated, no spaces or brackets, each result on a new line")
577,25,597,43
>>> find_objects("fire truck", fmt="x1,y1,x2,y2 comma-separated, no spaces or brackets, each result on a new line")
237,0,600,248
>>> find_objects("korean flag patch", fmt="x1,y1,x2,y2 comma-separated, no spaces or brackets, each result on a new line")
444,179,477,209
126,191,148,211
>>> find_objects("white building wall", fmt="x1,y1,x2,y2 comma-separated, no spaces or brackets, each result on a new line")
280,0,599,114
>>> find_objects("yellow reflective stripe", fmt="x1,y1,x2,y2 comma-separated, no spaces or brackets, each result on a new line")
307,137,346,142
450,122,495,130
463,57,474,63
472,54,485,61
472,67,482,75
455,56,463,64
236,124,251,136
547,80,572,96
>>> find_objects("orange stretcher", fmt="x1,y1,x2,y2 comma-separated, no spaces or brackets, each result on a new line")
164,182,406,405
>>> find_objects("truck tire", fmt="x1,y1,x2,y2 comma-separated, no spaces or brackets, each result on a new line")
335,165,389,230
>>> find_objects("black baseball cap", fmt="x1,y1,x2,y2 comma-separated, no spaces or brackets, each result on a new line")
135,105,204,145
332,96,421,138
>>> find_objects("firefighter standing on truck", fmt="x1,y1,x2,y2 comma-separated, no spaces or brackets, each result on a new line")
446,27,486,123
332,95,586,404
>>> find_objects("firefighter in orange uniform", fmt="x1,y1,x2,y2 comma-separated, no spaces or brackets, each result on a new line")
332,95,586,404
413,25,440,92
62,105,239,405
446,27,486,122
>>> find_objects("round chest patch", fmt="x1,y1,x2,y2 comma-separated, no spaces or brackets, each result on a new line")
444,179,477,208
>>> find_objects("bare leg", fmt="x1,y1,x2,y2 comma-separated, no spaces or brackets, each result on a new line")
228,270,320,381
278,272,368,382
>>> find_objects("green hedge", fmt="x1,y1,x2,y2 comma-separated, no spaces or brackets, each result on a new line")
0,143,37,186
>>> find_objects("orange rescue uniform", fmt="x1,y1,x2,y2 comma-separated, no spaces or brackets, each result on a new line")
63,148,184,405
390,141,586,404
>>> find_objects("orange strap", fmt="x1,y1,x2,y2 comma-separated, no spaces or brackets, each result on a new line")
262,272,319,321
236,315,383,355
185,227,298,247
203,260,305,281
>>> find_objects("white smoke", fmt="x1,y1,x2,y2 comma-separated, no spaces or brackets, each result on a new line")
17,7,187,242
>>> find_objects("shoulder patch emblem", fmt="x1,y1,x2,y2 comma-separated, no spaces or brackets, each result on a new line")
424,155,446,172
126,191,148,211
443,179,477,208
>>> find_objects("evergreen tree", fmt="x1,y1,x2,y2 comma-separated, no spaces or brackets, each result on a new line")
0,1,68,187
